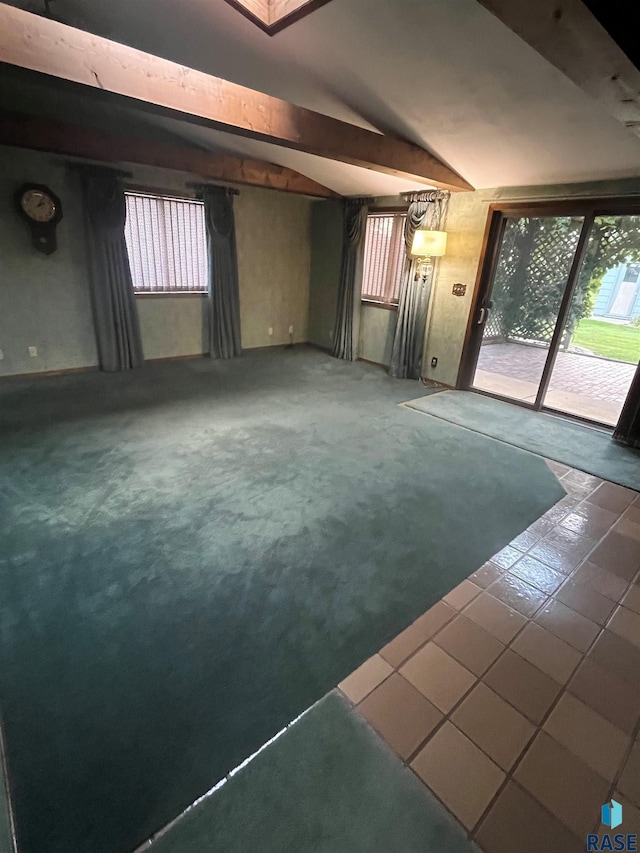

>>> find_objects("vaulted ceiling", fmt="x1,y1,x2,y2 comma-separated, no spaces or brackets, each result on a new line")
2,0,640,195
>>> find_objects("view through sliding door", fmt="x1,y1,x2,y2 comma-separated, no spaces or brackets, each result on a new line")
470,214,586,405
465,204,640,429
543,214,640,426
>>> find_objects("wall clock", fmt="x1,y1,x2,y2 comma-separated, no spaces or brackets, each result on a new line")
15,183,63,255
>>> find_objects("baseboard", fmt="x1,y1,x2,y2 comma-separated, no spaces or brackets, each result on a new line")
0,365,99,381
145,353,206,363
420,377,455,390
358,357,389,370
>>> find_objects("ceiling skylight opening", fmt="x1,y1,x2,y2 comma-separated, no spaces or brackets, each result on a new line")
224,0,334,34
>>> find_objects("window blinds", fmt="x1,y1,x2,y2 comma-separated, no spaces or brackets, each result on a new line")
124,192,208,293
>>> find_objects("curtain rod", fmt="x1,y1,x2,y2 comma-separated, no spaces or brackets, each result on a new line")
65,162,132,178
186,182,240,195
401,190,450,202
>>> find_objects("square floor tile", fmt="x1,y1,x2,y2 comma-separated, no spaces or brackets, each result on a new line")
411,721,505,831
511,623,582,684
484,649,562,724
510,555,565,595
514,731,610,838
469,561,504,589
588,630,640,689
555,579,616,626
589,531,640,581
463,593,527,644
560,503,618,540
626,501,640,523
615,515,640,542
587,482,636,515
452,683,535,771
527,540,582,574
535,599,600,652
622,584,640,614
546,460,571,477
618,740,640,808
379,601,455,668
544,524,596,559
434,614,504,677
528,516,556,537
541,502,574,525
400,643,476,714
568,657,640,735
358,673,442,760
487,573,548,617
510,528,541,553
544,692,629,781
476,781,584,853
338,654,393,704
608,605,640,649
491,545,523,570
571,561,628,601
443,580,482,611
562,470,602,491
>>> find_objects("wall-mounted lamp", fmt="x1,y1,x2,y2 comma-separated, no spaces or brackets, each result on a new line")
411,229,447,280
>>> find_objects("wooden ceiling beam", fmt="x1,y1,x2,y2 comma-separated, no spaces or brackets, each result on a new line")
0,3,472,192
0,109,339,198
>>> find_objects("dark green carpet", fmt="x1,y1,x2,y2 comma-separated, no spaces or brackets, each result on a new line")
0,348,564,853
150,691,479,853
405,390,640,491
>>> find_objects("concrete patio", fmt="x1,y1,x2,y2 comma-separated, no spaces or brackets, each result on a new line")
474,342,637,426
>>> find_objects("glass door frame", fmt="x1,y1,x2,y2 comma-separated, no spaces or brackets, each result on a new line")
458,197,640,429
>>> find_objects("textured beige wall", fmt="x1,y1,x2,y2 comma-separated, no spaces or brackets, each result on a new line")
137,295,208,360
0,145,99,376
234,187,312,349
422,191,489,386
0,149,312,375
359,304,396,366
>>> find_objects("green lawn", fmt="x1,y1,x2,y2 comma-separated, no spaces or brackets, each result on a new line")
571,319,640,364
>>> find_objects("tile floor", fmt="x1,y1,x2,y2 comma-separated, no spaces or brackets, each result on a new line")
339,460,640,852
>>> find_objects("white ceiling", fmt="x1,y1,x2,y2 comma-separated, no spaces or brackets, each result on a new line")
6,0,640,194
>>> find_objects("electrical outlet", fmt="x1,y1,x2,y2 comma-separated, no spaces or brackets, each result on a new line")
431,356,438,368
268,327,273,337
288,325,294,335
28,346,38,358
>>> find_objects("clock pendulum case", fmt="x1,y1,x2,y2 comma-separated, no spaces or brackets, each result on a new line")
14,183,64,255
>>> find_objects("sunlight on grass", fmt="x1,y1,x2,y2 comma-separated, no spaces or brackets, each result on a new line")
571,319,640,364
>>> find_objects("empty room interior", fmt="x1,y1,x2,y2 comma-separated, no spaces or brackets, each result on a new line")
1,1,640,852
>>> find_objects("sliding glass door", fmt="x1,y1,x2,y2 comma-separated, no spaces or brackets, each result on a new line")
543,214,640,426
463,202,640,429
471,214,585,405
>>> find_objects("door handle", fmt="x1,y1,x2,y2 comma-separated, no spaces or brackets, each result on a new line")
478,307,486,324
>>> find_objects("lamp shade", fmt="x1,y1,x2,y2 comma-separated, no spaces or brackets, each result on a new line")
411,229,447,258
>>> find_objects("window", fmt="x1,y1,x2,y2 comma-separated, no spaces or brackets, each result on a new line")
361,212,407,305
124,192,208,293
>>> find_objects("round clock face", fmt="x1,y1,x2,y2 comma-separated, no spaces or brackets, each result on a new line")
20,189,57,223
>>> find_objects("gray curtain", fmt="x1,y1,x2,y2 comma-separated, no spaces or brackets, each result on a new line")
389,192,449,379
614,361,640,448
203,186,242,359
80,167,144,372
332,199,369,361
